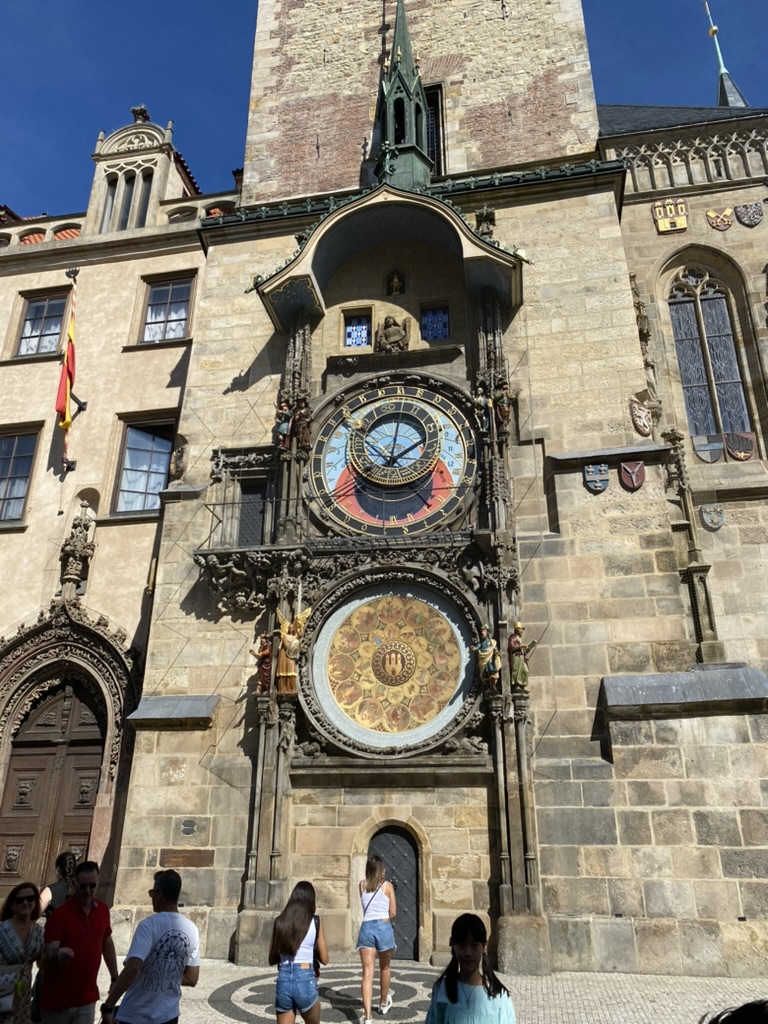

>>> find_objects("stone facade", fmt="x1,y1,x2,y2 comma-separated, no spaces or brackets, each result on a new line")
2,0,768,979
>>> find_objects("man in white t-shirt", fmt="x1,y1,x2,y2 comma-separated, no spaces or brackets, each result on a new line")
99,869,200,1024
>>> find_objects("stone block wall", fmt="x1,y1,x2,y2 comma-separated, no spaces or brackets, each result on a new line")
532,709,768,975
243,0,598,202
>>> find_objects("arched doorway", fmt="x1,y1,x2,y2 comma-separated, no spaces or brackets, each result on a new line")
1,681,105,896
368,826,419,960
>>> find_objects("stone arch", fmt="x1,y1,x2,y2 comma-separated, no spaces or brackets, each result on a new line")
350,812,433,962
0,599,140,869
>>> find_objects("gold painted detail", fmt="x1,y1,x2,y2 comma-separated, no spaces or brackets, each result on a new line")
651,197,689,234
327,595,460,735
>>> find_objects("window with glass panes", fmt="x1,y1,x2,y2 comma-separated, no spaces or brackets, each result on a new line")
142,279,192,343
668,269,751,437
18,294,67,356
115,425,174,513
0,433,36,521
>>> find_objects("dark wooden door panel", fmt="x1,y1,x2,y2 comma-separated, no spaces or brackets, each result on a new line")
369,826,419,960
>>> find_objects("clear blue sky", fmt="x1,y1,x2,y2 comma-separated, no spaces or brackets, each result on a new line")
2,0,765,218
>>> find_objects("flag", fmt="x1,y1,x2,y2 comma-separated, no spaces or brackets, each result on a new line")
56,273,77,430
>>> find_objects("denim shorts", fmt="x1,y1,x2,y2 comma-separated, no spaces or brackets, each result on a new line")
356,918,396,952
275,961,319,1014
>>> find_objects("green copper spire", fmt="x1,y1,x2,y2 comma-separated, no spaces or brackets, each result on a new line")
374,0,433,189
704,2,749,109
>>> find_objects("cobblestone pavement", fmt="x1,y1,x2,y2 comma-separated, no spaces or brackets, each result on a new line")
153,961,767,1024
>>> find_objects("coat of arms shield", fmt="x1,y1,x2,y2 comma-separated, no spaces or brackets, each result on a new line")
706,207,734,231
584,464,609,494
619,461,645,492
692,435,724,463
734,203,763,228
700,504,725,531
725,432,755,462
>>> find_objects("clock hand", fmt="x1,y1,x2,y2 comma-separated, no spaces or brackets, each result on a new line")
365,437,394,463
388,420,403,465
390,438,423,464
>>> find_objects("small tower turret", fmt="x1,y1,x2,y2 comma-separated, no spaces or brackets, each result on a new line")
374,0,433,189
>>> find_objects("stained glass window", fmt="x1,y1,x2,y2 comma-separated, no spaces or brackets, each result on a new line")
344,314,372,348
669,270,750,437
421,307,450,341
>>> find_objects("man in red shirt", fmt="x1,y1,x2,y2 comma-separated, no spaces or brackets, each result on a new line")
41,860,119,1024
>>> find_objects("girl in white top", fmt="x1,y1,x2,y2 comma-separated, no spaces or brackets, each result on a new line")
269,881,329,1024
356,855,397,1024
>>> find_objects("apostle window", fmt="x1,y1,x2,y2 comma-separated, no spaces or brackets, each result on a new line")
668,268,752,440
141,277,194,343
17,292,68,357
208,448,273,549
114,423,174,513
424,85,445,176
0,432,37,522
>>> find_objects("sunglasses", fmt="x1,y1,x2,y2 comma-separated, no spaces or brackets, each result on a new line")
14,895,36,905
77,883,98,891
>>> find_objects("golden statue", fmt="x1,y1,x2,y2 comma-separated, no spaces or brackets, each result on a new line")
275,606,312,694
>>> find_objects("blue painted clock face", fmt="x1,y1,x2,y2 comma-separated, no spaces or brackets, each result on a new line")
310,383,477,536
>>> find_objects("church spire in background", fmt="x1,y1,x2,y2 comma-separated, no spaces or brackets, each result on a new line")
704,2,749,109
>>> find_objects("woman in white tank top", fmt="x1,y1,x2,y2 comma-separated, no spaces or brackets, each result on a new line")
356,855,397,1024
269,881,329,1024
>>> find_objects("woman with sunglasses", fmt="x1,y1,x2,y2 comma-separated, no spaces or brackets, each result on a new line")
0,882,43,1024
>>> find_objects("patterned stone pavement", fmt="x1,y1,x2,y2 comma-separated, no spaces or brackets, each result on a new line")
150,961,768,1024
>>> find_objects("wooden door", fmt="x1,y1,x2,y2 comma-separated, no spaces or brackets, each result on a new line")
1,683,105,897
369,826,419,960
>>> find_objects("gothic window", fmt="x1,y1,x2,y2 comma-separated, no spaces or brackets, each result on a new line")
114,423,174,513
210,449,273,548
100,177,117,233
135,171,153,229
118,173,136,231
0,432,37,521
424,85,445,176
668,268,751,437
17,292,68,356
141,277,194,343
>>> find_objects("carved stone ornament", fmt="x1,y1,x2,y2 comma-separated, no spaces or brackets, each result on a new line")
629,399,653,438
210,447,274,484
0,599,140,781
700,504,725,531
60,502,95,591
706,207,734,232
114,132,157,153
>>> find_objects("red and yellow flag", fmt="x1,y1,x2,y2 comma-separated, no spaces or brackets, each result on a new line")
56,273,77,430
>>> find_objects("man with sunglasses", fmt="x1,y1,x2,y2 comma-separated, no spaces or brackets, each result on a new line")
99,869,199,1024
40,861,119,1024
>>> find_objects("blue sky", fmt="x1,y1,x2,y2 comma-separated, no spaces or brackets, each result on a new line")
2,0,764,218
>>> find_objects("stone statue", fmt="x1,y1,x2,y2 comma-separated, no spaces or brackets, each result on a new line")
275,400,293,450
275,606,312,695
493,381,512,428
471,625,502,690
375,316,410,354
251,634,273,693
474,385,493,432
293,397,312,450
508,621,536,690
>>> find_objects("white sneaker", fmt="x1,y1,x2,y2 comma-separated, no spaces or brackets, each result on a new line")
363,1017,373,1024
379,994,393,1015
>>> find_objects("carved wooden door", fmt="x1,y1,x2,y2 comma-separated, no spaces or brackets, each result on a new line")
368,826,419,960
0,683,105,898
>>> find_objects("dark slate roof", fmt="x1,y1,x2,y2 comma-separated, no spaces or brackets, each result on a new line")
598,104,768,137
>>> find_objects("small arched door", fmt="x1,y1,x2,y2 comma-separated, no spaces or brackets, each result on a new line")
368,826,419,960
0,682,105,899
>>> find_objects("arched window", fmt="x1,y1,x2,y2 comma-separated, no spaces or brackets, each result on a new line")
118,173,135,231
668,267,751,437
135,171,153,229
100,176,117,233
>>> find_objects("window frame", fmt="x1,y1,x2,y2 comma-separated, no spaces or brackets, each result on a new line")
0,428,40,526
15,290,70,359
420,303,451,342
342,307,374,351
112,419,176,516
667,267,756,447
139,273,196,345
209,447,274,549
424,84,446,177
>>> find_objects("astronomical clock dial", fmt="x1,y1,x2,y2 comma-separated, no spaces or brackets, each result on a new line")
310,383,477,536
309,584,475,754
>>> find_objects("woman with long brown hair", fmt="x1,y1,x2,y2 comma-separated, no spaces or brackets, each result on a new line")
356,855,396,1024
269,881,329,1024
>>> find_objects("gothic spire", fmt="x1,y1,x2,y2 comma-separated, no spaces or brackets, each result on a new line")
704,2,749,109
374,0,433,189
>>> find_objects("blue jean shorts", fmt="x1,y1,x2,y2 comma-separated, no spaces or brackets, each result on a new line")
356,918,396,952
275,961,319,1014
